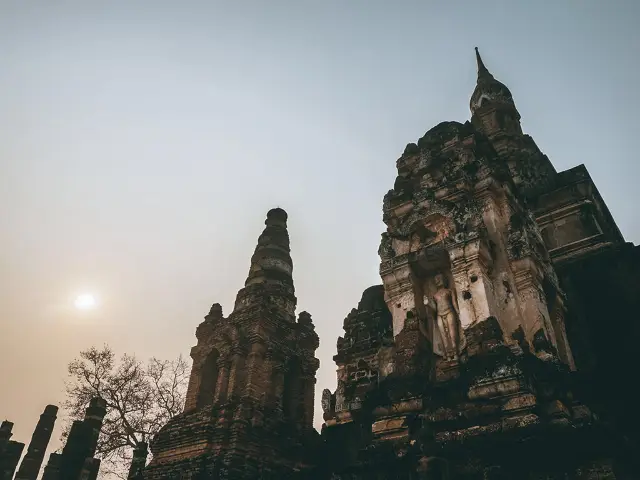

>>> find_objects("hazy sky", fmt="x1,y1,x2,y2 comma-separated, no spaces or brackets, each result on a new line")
2,0,639,468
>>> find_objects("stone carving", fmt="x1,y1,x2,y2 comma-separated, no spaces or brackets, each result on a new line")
425,274,463,360
321,389,332,414
378,232,395,260
334,380,346,413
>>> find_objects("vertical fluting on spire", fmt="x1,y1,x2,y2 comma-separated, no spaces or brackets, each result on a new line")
15,405,58,480
244,208,294,289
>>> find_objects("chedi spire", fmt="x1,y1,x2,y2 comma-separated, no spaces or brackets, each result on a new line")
470,47,518,119
234,207,297,319
475,46,493,80
244,207,293,288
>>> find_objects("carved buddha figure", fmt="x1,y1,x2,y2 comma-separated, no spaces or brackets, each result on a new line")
426,273,462,360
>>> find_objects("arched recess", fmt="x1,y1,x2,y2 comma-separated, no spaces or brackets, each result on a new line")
282,357,302,423
196,349,219,409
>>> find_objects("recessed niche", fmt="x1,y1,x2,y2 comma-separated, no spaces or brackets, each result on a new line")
470,274,478,283
462,291,472,300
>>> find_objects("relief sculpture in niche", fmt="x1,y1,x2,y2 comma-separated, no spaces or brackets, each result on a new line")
423,273,464,360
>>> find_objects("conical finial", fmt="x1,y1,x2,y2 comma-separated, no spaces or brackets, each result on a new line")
475,47,493,80
244,208,293,287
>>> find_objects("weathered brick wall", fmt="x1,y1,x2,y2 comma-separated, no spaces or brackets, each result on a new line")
144,209,320,479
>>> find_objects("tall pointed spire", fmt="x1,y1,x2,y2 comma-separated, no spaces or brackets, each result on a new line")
244,207,293,288
475,47,493,80
470,47,517,119
233,207,297,318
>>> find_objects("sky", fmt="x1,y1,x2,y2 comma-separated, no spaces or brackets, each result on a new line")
1,0,639,472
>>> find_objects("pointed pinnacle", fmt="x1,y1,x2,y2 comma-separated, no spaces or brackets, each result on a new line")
475,47,493,79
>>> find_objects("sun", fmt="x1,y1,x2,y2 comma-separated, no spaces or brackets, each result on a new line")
74,293,97,310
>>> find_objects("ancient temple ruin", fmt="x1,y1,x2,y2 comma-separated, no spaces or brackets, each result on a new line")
0,397,105,480
139,49,638,479
0,421,24,480
143,208,321,479
5,48,637,479
319,48,639,478
15,405,57,480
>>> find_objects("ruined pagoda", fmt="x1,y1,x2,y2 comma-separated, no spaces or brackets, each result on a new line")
320,49,638,478
143,208,320,479
139,50,640,479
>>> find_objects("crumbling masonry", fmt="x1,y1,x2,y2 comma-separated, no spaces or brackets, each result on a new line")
144,208,321,479
141,49,639,479
5,48,638,479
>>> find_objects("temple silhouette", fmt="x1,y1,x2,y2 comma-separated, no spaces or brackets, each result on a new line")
3,49,639,479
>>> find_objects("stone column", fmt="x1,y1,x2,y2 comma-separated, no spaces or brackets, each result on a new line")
449,239,498,330
226,351,247,401
548,294,576,369
334,367,347,413
2,441,25,480
381,260,417,336
15,404,58,480
40,453,61,480
78,457,101,480
60,397,107,480
255,355,274,425
0,420,12,452
83,398,107,458
511,259,551,348
183,346,203,412
214,359,230,404
0,421,24,480
243,342,265,402
300,374,316,429
127,442,148,479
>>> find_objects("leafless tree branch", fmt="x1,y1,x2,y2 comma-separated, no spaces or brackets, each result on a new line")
63,345,189,479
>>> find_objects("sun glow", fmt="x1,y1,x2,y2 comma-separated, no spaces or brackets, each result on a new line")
74,293,97,310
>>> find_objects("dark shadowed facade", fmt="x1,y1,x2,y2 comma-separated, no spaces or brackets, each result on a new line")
1,398,106,480
138,50,639,479
143,208,321,479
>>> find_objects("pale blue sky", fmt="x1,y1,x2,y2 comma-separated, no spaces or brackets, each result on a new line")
1,0,639,459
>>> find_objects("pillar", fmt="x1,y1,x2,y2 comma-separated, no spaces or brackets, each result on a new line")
511,259,552,348
183,346,203,412
83,398,107,457
0,420,12,452
41,453,61,480
244,342,265,402
382,261,417,336
226,350,247,401
300,374,316,429
214,359,230,404
449,238,498,330
0,421,24,480
15,404,58,480
78,457,101,480
548,294,576,369
59,397,107,480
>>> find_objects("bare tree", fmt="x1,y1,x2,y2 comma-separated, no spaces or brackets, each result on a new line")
63,345,189,479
